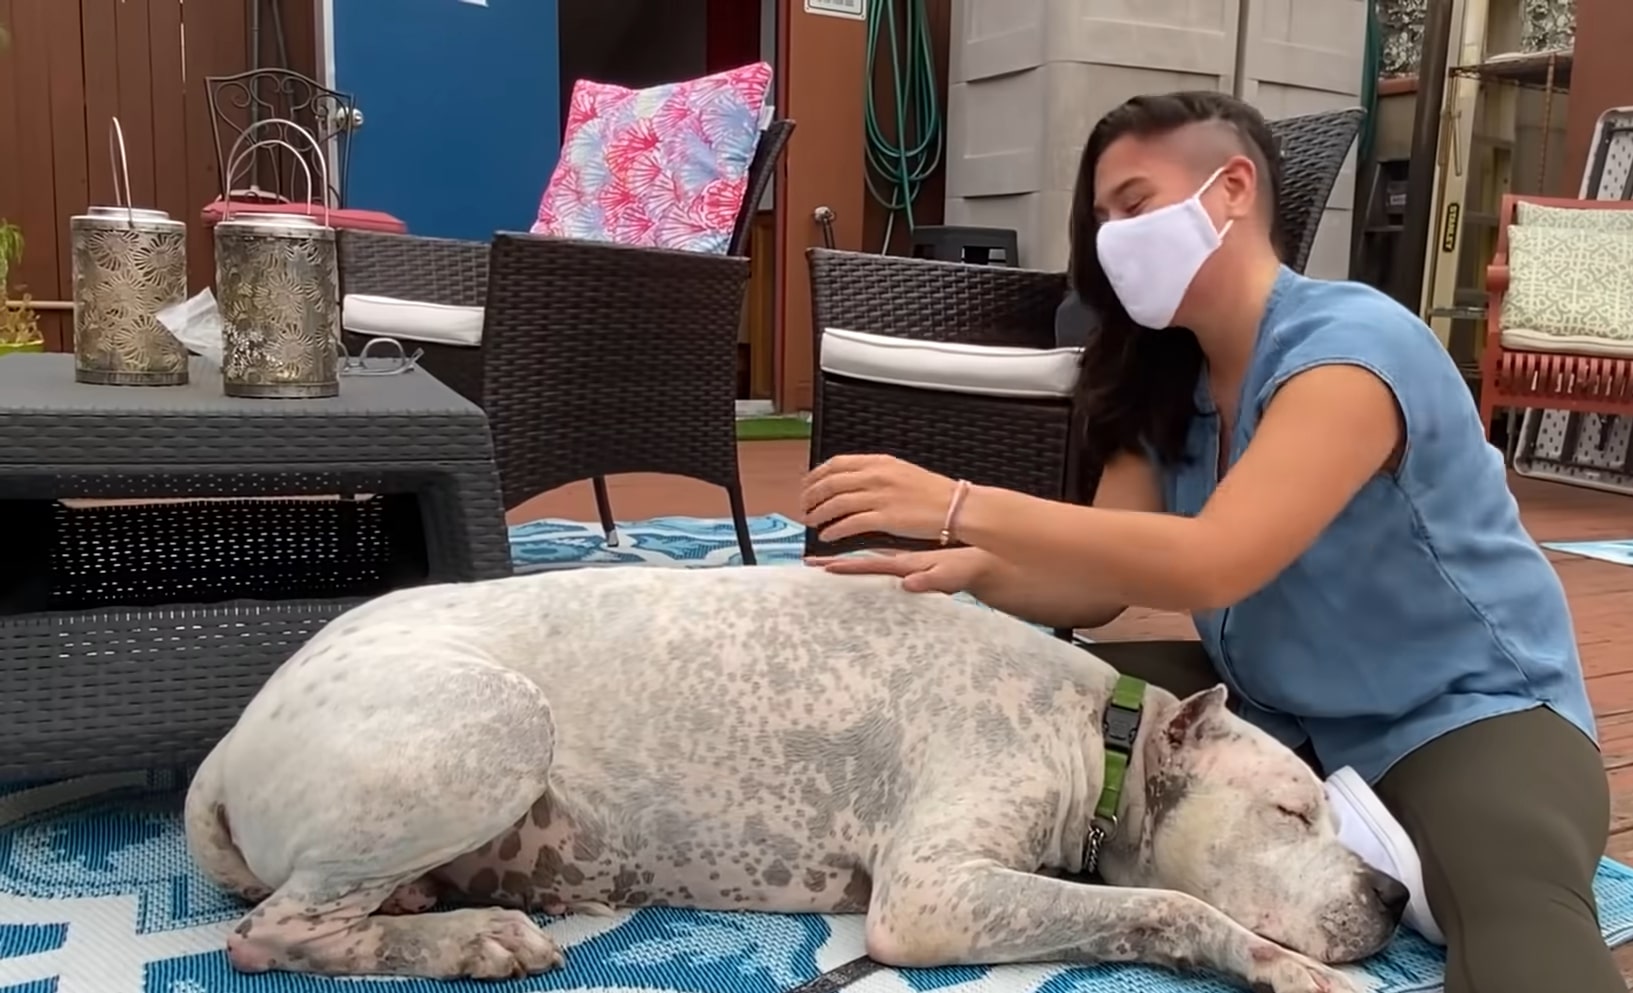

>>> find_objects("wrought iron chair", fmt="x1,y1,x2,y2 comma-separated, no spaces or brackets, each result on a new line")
338,120,796,565
202,68,406,234
205,68,358,207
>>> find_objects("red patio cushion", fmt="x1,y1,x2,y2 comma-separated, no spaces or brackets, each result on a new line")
199,198,407,234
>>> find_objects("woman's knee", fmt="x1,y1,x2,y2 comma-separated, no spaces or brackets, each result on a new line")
1379,708,1608,875
1378,708,1620,993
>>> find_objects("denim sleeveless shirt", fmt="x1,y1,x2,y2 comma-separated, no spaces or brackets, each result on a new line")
1156,267,1596,784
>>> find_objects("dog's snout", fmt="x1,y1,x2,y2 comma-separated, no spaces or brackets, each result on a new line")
1367,868,1409,921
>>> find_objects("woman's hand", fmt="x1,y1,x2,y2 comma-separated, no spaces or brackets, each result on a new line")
800,454,959,542
806,547,993,594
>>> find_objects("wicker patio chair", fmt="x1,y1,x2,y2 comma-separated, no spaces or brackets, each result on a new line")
804,250,1074,560
339,120,795,565
804,106,1365,544
1266,107,1365,274
1480,194,1633,454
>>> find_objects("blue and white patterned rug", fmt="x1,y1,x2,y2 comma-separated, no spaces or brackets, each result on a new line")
5,515,1632,993
1544,538,1633,569
509,514,807,571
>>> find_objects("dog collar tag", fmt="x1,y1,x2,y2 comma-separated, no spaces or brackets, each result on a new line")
1086,674,1147,871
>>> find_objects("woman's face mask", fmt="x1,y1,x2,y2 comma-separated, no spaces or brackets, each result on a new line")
1095,167,1233,329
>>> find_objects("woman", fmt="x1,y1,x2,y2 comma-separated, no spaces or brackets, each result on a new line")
800,91,1615,993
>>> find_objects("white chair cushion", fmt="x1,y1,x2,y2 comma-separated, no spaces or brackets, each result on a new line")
342,293,484,348
1498,327,1633,358
820,327,1081,399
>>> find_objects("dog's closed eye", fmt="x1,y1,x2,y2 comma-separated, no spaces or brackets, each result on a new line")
1275,804,1315,826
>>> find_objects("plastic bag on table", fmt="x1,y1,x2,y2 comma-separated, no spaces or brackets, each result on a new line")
155,288,225,368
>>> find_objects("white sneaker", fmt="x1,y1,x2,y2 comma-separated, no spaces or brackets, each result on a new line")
1324,765,1445,945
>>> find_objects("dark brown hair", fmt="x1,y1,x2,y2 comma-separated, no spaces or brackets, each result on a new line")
1069,91,1285,473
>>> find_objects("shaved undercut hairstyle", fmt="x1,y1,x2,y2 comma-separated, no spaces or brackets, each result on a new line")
1067,91,1286,483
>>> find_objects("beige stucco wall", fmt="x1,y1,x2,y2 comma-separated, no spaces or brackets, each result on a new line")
945,0,1366,277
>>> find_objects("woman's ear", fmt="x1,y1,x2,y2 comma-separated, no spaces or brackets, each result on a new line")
1220,156,1259,221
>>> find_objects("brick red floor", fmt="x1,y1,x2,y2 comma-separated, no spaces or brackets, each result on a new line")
513,442,1633,977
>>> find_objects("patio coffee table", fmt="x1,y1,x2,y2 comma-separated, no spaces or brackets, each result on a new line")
0,355,511,781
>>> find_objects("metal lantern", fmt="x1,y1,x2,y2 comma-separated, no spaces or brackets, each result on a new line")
213,122,341,399
70,118,190,386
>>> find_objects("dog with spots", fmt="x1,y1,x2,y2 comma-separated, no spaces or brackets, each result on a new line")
186,566,1403,991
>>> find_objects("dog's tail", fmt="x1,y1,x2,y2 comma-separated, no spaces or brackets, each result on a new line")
183,736,271,903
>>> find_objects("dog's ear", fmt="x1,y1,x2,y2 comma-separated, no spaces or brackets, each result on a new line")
1161,685,1229,751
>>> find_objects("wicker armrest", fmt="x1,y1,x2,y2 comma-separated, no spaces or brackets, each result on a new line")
338,230,491,308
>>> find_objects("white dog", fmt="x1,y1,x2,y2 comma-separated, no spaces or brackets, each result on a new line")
186,566,1402,991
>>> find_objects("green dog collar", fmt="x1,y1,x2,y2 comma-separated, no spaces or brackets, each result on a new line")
1085,674,1147,873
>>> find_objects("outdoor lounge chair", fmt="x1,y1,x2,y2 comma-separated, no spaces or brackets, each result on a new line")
1480,194,1633,473
337,120,795,566
804,106,1367,561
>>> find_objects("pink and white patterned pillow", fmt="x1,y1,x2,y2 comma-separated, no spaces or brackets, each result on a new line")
531,62,774,255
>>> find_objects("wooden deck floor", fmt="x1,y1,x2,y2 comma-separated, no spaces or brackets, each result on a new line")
513,441,1633,974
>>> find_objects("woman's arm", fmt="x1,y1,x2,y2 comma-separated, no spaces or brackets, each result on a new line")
954,364,1402,612
968,450,1164,628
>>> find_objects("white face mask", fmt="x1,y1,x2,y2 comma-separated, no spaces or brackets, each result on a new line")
1094,167,1234,329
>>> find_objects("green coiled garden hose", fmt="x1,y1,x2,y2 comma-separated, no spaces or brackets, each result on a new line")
1360,0,1381,168
864,0,943,253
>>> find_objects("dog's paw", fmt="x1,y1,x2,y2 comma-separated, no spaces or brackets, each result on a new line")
1245,947,1360,993
456,909,565,979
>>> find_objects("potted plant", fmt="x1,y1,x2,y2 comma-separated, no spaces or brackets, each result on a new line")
0,220,43,356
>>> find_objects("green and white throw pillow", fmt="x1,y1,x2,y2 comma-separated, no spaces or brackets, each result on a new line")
1500,225,1633,348
1515,201,1633,232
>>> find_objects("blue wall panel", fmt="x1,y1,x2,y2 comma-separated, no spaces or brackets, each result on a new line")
333,0,560,241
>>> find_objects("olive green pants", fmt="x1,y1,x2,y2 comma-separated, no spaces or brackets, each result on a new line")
1091,639,1622,993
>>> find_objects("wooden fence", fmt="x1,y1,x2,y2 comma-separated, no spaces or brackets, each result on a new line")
0,0,317,350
